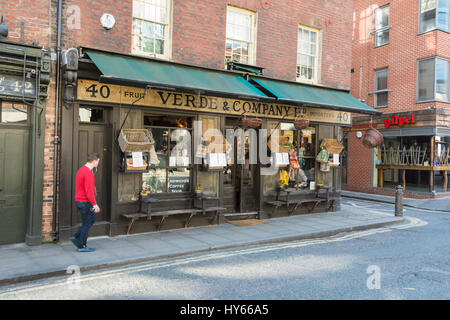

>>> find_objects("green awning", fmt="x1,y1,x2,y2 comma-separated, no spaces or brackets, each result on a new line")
251,77,380,115
84,50,268,99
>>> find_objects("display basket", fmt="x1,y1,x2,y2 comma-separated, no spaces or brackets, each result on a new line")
118,129,154,153
241,116,262,128
362,128,384,149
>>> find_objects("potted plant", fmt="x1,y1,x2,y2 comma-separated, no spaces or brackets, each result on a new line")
140,187,149,198
316,180,324,187
194,184,202,197
278,180,287,191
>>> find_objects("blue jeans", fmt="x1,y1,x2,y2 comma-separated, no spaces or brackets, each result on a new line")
72,202,96,248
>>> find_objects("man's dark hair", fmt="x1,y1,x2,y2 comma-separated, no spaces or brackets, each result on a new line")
87,152,100,163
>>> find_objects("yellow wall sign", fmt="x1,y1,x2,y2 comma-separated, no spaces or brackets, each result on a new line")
77,79,352,125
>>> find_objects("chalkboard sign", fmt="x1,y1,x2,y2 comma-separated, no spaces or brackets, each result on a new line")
168,176,190,193
0,74,36,98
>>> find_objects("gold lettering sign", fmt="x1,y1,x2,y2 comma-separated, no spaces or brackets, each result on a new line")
77,79,352,125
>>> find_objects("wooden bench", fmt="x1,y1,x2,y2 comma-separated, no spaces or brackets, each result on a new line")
121,195,226,235
265,187,339,217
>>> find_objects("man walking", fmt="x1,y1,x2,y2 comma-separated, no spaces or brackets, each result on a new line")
70,152,101,252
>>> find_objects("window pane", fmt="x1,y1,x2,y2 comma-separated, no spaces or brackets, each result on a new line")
436,58,449,102
142,37,154,53
437,0,449,31
168,168,191,193
142,20,154,37
1,102,28,123
375,29,389,47
132,18,142,34
155,39,164,54
375,69,388,90
375,92,388,107
79,107,104,123
420,0,437,32
143,169,167,193
418,58,436,101
150,127,169,167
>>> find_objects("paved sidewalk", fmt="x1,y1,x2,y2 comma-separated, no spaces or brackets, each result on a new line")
0,205,404,286
342,190,450,212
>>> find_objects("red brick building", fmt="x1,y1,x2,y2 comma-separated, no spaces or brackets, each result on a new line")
345,0,450,198
1,0,377,245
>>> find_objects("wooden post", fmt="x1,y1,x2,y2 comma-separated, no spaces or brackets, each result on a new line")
430,136,435,192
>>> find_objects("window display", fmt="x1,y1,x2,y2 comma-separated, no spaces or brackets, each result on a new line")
142,115,193,193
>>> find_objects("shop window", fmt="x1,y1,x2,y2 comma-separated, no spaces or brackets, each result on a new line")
374,136,433,191
434,136,450,192
0,101,28,124
225,6,256,66
374,5,390,47
142,114,192,193
132,0,171,58
79,107,104,123
278,123,317,190
297,26,320,83
374,68,389,108
418,57,450,103
419,0,450,33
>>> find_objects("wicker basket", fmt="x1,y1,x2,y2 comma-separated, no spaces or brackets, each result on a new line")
118,129,154,153
362,128,384,149
241,116,262,128
294,119,309,130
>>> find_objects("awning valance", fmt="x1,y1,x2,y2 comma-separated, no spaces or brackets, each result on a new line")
81,48,379,116
250,77,380,115
84,50,268,100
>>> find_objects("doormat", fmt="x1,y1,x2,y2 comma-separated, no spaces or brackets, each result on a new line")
226,219,267,226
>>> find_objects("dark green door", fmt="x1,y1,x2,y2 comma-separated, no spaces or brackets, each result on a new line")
76,123,111,224
0,127,30,244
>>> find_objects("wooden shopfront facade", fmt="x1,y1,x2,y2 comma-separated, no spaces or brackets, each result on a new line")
346,108,450,196
58,47,378,239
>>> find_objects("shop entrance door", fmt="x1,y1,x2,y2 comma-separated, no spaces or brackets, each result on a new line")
0,125,29,244
222,120,259,213
75,107,112,226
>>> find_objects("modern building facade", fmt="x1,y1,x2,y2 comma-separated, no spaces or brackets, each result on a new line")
0,0,378,245
345,0,450,198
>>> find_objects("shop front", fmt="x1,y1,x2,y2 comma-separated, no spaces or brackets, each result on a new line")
0,40,51,245
58,47,378,239
346,108,450,197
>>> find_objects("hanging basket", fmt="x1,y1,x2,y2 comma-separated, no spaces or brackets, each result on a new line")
118,129,154,153
362,128,384,149
294,118,309,130
241,116,262,129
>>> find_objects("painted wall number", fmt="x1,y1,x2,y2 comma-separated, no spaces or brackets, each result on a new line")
85,84,110,99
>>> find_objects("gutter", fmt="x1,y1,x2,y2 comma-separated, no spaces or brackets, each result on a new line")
51,0,63,240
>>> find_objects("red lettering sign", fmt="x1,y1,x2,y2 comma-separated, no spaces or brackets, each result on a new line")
384,114,415,128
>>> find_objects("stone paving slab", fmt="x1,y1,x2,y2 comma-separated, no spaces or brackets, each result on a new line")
0,207,405,286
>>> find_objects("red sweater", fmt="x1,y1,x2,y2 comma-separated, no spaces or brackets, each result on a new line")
75,165,97,206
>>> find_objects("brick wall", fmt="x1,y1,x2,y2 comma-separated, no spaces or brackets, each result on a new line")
347,0,450,198
1,0,58,241
2,0,358,242
56,0,354,87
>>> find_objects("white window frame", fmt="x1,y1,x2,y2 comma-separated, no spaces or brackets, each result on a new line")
296,25,320,84
374,5,390,47
132,0,172,59
225,6,257,67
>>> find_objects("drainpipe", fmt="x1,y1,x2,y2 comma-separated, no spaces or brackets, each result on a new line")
51,0,63,240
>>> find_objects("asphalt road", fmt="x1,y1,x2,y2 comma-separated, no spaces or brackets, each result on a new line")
0,199,448,300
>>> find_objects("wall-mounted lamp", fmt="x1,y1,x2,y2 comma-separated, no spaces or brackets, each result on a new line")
356,131,363,139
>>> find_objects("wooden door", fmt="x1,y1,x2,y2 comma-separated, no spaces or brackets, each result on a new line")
75,122,112,223
0,127,29,244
